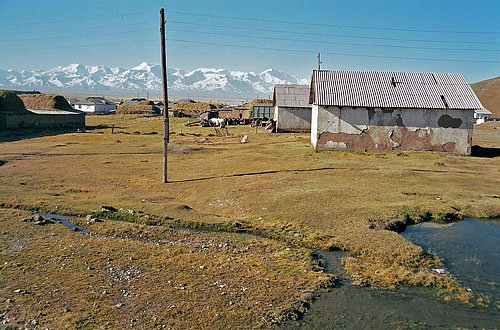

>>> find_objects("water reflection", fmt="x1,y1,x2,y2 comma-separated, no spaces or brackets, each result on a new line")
283,218,500,329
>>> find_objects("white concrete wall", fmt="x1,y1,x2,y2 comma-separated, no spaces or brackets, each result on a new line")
311,105,319,149
75,104,116,113
276,106,311,132
313,106,474,155
75,105,96,113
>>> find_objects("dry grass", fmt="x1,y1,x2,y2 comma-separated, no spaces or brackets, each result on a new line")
116,103,160,114
0,90,28,114
242,99,273,110
0,208,330,329
18,94,73,112
0,115,499,326
171,102,221,111
138,100,155,106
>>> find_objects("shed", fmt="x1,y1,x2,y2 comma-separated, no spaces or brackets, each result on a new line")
1,91,84,129
273,84,311,132
309,70,482,155
73,96,116,113
474,108,492,124
116,100,160,115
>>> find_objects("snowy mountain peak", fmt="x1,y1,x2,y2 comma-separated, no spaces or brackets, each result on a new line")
0,63,309,97
132,62,157,71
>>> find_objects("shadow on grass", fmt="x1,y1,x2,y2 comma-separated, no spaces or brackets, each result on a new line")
171,166,349,183
171,166,476,183
0,128,81,143
0,125,118,143
471,145,500,158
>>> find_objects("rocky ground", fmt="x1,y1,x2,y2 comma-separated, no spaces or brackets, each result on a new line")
0,208,332,329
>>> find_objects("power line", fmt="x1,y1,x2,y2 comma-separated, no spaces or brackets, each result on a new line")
0,36,498,64
167,20,499,46
165,38,500,64
3,25,497,53
0,21,157,35
167,10,500,35
2,16,496,47
1,28,157,42
0,39,159,51
2,11,155,26
165,27,500,52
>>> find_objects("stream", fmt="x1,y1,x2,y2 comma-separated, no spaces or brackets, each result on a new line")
38,212,87,234
283,218,500,329
38,212,500,328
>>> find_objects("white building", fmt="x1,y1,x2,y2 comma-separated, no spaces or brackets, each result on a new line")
273,84,312,132
310,70,484,155
72,97,116,113
474,108,492,124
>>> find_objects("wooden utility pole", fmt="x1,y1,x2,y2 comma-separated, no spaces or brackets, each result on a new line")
317,52,322,71
160,8,169,183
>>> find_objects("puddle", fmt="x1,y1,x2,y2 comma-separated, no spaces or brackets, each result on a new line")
402,218,500,301
38,213,88,234
282,218,500,329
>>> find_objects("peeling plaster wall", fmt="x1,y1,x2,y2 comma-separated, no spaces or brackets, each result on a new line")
313,106,474,155
275,106,311,133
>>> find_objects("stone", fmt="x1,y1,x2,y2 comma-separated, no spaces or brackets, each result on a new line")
351,280,367,287
101,206,117,212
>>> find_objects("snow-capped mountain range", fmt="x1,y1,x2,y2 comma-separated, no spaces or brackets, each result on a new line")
0,62,309,98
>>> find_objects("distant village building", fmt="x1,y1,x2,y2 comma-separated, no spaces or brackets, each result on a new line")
10,90,41,95
474,108,492,124
72,97,116,113
309,70,483,155
273,84,312,132
1,91,84,129
116,100,160,115
251,103,273,121
217,107,251,124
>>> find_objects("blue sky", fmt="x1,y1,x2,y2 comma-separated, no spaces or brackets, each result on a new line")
0,0,499,82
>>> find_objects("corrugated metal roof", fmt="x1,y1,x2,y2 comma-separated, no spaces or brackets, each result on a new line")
310,70,483,110
27,108,84,115
475,108,492,115
273,84,311,108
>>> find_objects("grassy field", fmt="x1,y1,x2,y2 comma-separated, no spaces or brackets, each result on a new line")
1,115,499,328
0,208,331,329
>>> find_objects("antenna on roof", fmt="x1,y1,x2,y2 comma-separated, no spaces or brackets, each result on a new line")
317,52,322,71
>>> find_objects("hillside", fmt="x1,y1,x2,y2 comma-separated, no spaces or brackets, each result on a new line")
471,76,500,118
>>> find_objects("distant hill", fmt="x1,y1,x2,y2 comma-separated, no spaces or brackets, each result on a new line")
471,76,500,118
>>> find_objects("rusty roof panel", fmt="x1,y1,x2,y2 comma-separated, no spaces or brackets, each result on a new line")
311,70,483,109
